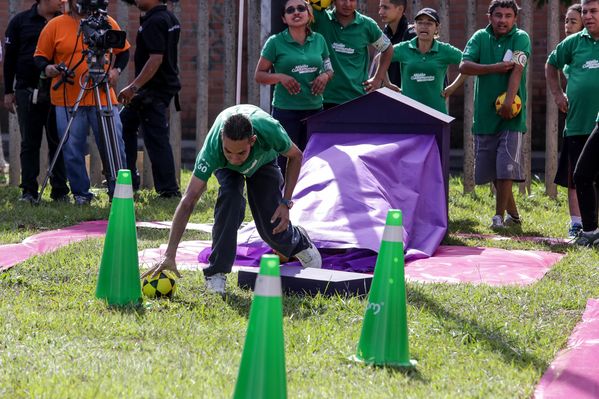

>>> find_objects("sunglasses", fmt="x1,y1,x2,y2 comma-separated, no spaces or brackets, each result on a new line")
285,5,308,14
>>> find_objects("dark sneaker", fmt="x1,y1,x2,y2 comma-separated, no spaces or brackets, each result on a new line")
18,193,37,204
490,215,504,229
568,222,583,239
573,230,599,247
52,194,71,203
74,195,93,206
158,191,182,199
294,226,322,269
504,214,522,226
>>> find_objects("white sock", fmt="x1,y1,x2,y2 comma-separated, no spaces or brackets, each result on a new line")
571,216,582,225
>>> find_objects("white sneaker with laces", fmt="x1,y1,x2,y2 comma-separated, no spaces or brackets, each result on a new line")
491,215,504,229
294,226,322,269
205,273,226,294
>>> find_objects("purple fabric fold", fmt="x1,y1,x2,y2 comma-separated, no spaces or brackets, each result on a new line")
199,132,447,272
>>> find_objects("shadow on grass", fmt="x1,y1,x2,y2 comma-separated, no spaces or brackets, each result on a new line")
106,302,146,316
408,286,548,372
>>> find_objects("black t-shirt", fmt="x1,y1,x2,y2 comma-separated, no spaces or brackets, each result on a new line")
383,15,415,87
3,4,57,93
135,4,181,95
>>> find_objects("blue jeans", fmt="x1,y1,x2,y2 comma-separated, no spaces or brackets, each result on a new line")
55,105,126,198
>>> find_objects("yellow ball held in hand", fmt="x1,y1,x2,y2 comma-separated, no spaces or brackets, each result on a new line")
309,0,332,11
142,271,177,298
495,92,522,116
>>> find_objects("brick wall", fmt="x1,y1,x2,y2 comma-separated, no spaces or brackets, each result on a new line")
0,0,567,150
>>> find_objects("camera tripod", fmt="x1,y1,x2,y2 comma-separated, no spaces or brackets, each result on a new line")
36,51,123,204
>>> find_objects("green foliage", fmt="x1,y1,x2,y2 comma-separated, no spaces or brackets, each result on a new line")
1,174,598,398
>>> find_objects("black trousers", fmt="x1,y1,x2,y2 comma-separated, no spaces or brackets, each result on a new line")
15,88,69,199
574,122,599,231
203,161,310,277
121,92,180,195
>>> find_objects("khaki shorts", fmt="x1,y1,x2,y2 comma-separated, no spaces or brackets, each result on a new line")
474,131,525,184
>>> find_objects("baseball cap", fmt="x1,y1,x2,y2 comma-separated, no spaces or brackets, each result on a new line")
415,8,440,24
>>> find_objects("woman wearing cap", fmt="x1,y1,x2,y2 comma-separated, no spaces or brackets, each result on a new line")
381,7,465,114
254,0,333,176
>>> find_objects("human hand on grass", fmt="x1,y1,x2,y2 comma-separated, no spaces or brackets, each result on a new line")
141,256,182,279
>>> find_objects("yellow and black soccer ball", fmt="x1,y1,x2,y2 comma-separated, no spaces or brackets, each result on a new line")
309,0,332,11
142,271,177,298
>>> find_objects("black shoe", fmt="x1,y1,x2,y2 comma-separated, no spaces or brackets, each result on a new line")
52,194,71,203
74,194,93,206
18,192,37,204
158,191,182,199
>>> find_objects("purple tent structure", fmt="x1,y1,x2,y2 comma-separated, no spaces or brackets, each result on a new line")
201,88,454,272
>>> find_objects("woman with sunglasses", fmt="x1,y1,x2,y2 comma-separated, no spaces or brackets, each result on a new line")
255,0,333,175
380,8,465,115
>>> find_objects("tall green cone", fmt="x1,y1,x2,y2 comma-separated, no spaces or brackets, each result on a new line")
352,209,416,367
234,254,286,399
95,169,142,306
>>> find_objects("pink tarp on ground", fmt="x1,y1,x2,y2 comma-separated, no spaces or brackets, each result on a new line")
1,222,563,287
405,246,564,286
534,299,599,399
0,221,107,271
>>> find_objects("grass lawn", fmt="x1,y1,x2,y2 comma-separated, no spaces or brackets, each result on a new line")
1,172,598,398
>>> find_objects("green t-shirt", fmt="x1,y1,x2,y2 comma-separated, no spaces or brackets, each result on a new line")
312,8,390,105
193,105,293,181
392,38,462,114
462,25,530,135
261,29,330,110
547,29,599,136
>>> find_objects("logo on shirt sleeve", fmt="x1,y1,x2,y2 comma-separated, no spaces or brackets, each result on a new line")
512,51,528,67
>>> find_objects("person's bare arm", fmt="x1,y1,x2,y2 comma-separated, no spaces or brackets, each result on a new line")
141,176,207,278
270,143,303,234
546,63,568,114
459,60,514,75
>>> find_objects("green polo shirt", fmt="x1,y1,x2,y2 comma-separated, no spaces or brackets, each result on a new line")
313,8,389,105
547,29,599,136
392,38,462,114
193,105,292,181
462,25,530,135
261,29,330,110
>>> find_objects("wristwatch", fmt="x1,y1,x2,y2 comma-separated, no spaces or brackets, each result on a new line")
280,198,294,209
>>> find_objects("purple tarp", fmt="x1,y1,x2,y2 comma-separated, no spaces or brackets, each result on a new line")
200,132,448,271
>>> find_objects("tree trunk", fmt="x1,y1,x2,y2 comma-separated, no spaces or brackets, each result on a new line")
545,0,560,198
411,0,422,18
223,1,238,107
518,1,533,195
259,0,272,111
196,0,210,152
247,0,261,106
8,0,20,187
462,0,477,193
169,1,182,185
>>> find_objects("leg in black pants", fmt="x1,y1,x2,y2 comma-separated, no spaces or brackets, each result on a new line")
45,105,69,199
574,123,599,232
204,168,247,277
139,95,180,196
15,89,68,199
120,106,141,190
245,161,309,257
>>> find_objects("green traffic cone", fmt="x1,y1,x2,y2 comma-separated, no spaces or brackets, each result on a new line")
233,254,286,399
351,209,416,367
95,169,142,306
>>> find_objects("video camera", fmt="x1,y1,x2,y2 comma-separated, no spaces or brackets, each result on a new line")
76,0,126,52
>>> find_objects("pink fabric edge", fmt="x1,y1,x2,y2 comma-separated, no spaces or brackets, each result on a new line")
534,299,599,399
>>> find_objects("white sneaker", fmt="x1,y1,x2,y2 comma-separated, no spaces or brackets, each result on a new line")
205,273,226,294
491,215,504,229
294,226,322,269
